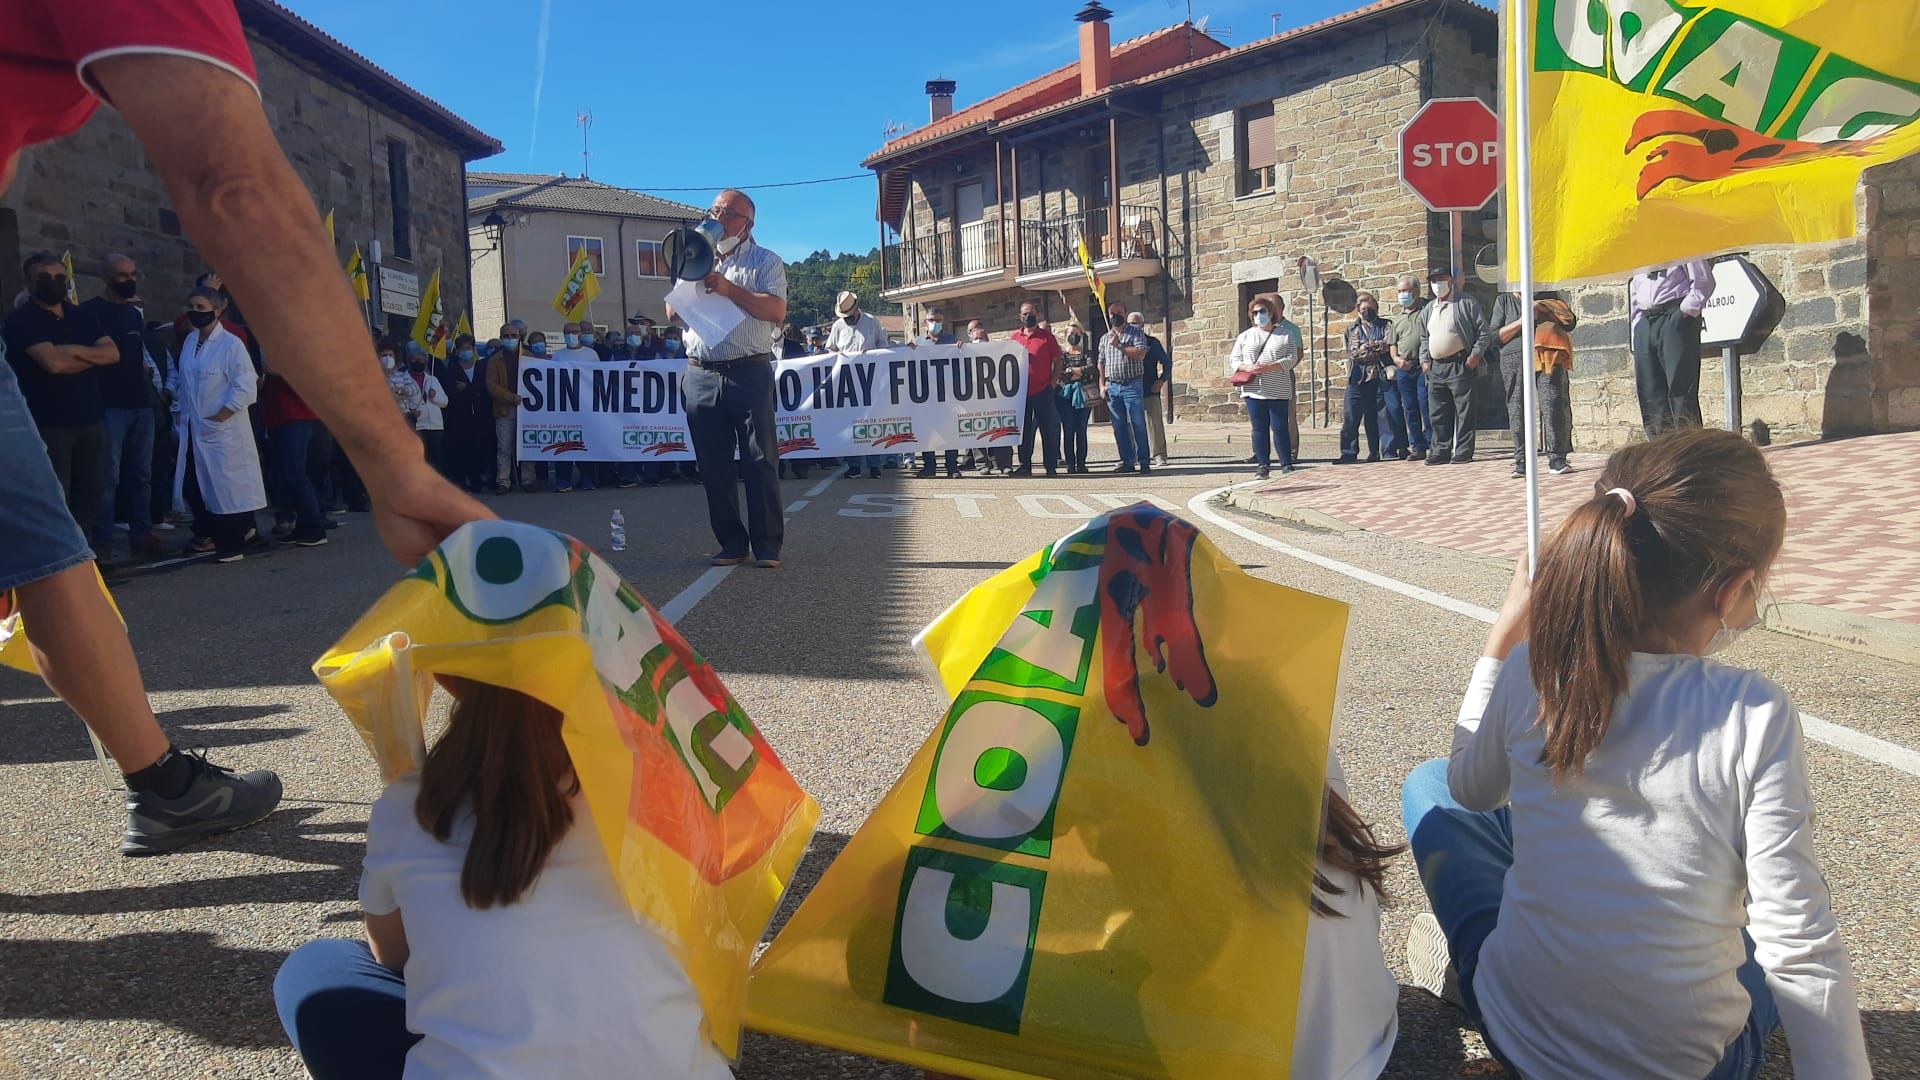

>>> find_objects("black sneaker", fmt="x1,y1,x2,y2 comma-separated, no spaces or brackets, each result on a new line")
121,750,283,856
290,529,329,547
1424,454,1452,466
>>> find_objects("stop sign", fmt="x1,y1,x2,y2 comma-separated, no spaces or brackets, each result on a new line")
1400,97,1500,212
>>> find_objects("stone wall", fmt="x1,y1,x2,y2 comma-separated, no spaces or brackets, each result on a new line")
0,28,472,344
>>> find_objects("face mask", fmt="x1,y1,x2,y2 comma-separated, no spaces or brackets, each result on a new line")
1432,280,1452,299
1067,334,1083,347
110,279,139,300
32,278,67,305
1705,582,1762,655
564,333,580,349
458,349,475,363
927,321,943,336
1359,306,1377,319
186,308,217,328
842,312,858,325
379,353,396,369
500,337,520,351
529,342,548,356
627,334,642,348
1398,291,1416,307
408,361,426,374
1253,311,1273,328
1022,313,1038,327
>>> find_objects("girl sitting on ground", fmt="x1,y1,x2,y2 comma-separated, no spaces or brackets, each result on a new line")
273,680,730,1079
1401,427,1869,1078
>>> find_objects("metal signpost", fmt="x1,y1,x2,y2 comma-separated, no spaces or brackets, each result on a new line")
1698,255,1774,433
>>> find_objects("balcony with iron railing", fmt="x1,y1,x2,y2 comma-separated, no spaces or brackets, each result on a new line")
1016,203,1163,288
881,219,1007,301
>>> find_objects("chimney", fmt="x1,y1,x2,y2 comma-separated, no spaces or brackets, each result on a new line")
1076,1,1113,97
926,79,957,123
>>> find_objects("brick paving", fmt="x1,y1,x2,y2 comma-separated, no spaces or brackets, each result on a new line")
1238,430,1920,625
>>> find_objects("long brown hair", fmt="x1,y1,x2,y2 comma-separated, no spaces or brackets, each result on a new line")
415,679,580,909
1313,786,1405,917
1529,428,1785,780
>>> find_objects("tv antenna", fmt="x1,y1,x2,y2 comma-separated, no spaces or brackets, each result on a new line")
576,110,593,178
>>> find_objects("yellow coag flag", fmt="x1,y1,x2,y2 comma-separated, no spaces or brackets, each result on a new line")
1509,0,1920,283
553,243,601,319
453,309,472,345
746,504,1348,1078
60,250,78,303
323,208,336,247
410,268,449,359
346,245,371,301
1075,233,1106,315
314,521,819,1058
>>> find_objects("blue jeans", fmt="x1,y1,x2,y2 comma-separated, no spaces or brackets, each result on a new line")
1243,397,1294,469
0,347,94,591
1385,370,1430,454
269,420,327,534
1058,398,1091,469
1105,377,1150,468
275,939,420,1079
1339,378,1383,460
93,406,156,549
1401,758,1780,1078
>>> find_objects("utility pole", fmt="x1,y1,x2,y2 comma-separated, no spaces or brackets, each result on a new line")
577,110,593,179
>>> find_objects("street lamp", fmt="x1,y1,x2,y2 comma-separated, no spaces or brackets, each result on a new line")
479,210,508,249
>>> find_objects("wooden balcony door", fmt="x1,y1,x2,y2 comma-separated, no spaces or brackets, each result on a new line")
954,180,988,276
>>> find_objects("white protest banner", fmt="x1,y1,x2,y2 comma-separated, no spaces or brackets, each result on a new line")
515,344,1029,463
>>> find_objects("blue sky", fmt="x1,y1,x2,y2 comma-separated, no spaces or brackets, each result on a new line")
285,0,1359,262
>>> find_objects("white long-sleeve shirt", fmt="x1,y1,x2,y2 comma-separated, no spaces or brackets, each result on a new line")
1450,647,1869,1079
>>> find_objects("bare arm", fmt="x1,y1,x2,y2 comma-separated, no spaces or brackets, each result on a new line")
365,910,410,972
92,54,490,564
23,341,94,375
73,337,122,366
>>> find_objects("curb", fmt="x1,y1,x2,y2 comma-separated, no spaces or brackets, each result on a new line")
1220,489,1920,666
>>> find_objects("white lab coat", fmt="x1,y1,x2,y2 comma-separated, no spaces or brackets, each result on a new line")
175,322,267,514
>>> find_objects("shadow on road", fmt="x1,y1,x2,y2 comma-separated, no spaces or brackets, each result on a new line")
0,701,302,767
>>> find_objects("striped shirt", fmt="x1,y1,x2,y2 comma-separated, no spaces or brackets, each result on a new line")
1229,320,1301,399
684,238,787,363
1098,324,1149,383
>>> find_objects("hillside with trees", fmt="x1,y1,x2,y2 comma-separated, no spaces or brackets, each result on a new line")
781,248,900,331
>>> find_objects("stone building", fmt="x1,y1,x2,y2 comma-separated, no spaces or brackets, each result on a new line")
466,174,703,339
0,0,500,346
865,0,1918,448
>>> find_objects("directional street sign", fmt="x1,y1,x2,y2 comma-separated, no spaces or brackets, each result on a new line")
1699,256,1771,350
1398,97,1501,213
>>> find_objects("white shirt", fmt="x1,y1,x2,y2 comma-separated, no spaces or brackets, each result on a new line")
359,777,732,1080
825,312,887,354
412,374,448,431
1294,757,1399,1080
1227,321,1300,400
550,346,600,364
1424,300,1465,360
683,237,787,362
1451,648,1869,1079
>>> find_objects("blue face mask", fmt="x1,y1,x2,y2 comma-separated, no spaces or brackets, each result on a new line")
927,321,943,336
665,340,683,355
457,348,474,362
1398,291,1416,307
564,333,580,349
627,334,642,348
1253,312,1273,328
529,341,548,356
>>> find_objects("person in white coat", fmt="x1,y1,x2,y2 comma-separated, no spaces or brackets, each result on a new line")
175,287,267,562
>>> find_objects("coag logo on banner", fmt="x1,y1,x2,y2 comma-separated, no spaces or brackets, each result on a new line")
854,418,917,449
523,426,587,455
776,419,817,455
623,427,689,455
957,411,1019,442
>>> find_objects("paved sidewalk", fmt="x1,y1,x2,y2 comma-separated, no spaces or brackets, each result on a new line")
1225,430,1920,627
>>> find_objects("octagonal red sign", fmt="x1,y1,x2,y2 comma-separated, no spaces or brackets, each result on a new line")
1399,97,1501,213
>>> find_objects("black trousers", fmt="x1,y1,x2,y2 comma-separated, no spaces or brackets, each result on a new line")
1427,358,1477,460
1338,378,1383,460
682,359,783,560
182,432,256,557
1634,306,1703,437
1018,391,1061,473
917,449,958,474
39,421,107,529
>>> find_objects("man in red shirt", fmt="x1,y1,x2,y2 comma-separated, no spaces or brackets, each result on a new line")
0,0,490,855
1009,300,1063,477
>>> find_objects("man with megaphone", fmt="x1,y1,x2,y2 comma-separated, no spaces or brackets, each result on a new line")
663,189,790,569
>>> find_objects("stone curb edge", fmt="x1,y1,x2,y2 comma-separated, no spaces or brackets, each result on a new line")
1221,489,1920,666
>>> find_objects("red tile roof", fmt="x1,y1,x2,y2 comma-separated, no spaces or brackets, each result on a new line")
864,24,1226,165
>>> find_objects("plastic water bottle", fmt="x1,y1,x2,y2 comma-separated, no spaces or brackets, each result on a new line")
609,509,626,552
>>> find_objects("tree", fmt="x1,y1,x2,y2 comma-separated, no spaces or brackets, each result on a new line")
780,248,900,331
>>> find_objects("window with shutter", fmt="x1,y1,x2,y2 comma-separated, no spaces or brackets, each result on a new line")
1238,102,1276,196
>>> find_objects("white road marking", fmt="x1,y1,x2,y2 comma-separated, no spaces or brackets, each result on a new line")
923,493,999,518
661,472,841,624
785,499,809,513
1186,481,1920,778
1016,494,1099,519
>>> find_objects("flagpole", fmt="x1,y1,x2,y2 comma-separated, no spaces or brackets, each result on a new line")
1512,0,1542,578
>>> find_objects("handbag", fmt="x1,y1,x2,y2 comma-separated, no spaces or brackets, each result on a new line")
1230,329,1274,386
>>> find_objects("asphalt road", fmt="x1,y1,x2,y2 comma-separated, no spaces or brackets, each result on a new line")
2,445,1915,1078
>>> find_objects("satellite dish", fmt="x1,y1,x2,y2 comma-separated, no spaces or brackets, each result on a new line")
1473,243,1503,287
1296,255,1320,292
1320,278,1358,314
662,218,727,281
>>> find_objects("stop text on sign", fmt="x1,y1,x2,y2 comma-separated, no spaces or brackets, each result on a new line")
1408,140,1498,168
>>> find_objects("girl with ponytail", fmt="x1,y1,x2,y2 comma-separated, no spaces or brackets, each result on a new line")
1400,428,1868,1079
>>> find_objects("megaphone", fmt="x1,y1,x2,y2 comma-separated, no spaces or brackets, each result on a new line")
662,218,729,281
